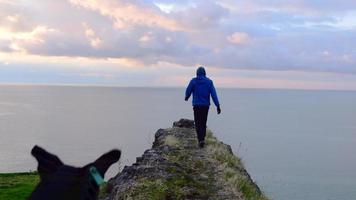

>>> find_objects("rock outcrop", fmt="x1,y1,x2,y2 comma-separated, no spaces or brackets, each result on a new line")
101,119,267,200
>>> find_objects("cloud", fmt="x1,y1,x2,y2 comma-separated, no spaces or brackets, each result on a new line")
218,0,356,14
68,0,186,31
0,0,355,76
138,32,154,43
227,32,250,44
0,25,56,52
82,22,102,48
2,53,356,90
79,72,116,80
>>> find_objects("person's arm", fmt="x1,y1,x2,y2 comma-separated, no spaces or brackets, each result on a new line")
185,79,194,101
210,80,221,114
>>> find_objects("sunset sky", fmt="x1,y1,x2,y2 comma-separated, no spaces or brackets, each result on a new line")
0,0,356,90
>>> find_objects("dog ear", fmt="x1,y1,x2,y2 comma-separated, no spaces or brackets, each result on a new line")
31,145,64,179
91,149,121,177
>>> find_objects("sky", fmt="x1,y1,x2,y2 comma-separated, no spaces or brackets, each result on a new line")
0,0,356,90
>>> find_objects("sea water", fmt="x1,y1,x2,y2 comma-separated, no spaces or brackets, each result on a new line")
0,85,355,200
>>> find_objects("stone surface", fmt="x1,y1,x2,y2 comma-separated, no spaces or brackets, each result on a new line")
101,119,266,200
172,118,195,129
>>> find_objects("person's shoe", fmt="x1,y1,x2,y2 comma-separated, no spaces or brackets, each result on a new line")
199,141,205,148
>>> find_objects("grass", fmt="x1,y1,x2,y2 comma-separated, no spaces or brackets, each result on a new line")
130,129,268,200
123,151,211,200
0,172,39,200
123,132,213,200
0,172,109,200
205,130,269,200
125,174,210,200
163,135,181,147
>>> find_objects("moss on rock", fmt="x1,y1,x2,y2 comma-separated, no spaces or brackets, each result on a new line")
102,119,268,200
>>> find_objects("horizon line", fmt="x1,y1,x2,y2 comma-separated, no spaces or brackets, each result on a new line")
0,82,355,92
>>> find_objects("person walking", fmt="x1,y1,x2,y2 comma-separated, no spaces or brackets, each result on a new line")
185,66,221,148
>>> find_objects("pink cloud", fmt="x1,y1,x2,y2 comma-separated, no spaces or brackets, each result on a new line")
69,0,186,31
227,32,250,44
0,25,56,52
82,23,102,48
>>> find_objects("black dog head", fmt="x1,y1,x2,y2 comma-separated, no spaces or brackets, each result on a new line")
28,145,121,200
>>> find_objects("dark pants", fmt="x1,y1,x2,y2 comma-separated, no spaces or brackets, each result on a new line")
193,106,209,142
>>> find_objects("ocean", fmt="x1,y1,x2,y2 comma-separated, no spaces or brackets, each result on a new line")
0,85,355,200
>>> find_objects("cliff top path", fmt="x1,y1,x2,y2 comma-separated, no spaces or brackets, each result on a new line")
101,119,268,200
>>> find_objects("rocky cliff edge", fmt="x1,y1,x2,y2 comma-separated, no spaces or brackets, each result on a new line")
101,119,268,200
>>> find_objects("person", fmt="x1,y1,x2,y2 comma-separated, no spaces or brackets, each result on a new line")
185,66,221,148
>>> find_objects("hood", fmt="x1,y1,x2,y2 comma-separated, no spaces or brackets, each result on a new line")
196,66,206,77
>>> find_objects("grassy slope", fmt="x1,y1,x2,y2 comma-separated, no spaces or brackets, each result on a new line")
0,172,108,200
120,129,268,200
205,130,268,200
0,172,39,200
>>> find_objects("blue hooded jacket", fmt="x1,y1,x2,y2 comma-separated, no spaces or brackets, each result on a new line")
185,67,220,107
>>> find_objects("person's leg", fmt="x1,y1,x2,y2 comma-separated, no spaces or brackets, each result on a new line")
201,106,209,142
193,106,204,142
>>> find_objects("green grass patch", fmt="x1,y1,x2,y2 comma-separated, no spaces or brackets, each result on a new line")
127,146,212,200
126,174,210,200
206,130,269,200
0,172,110,200
0,172,39,200
163,135,181,147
